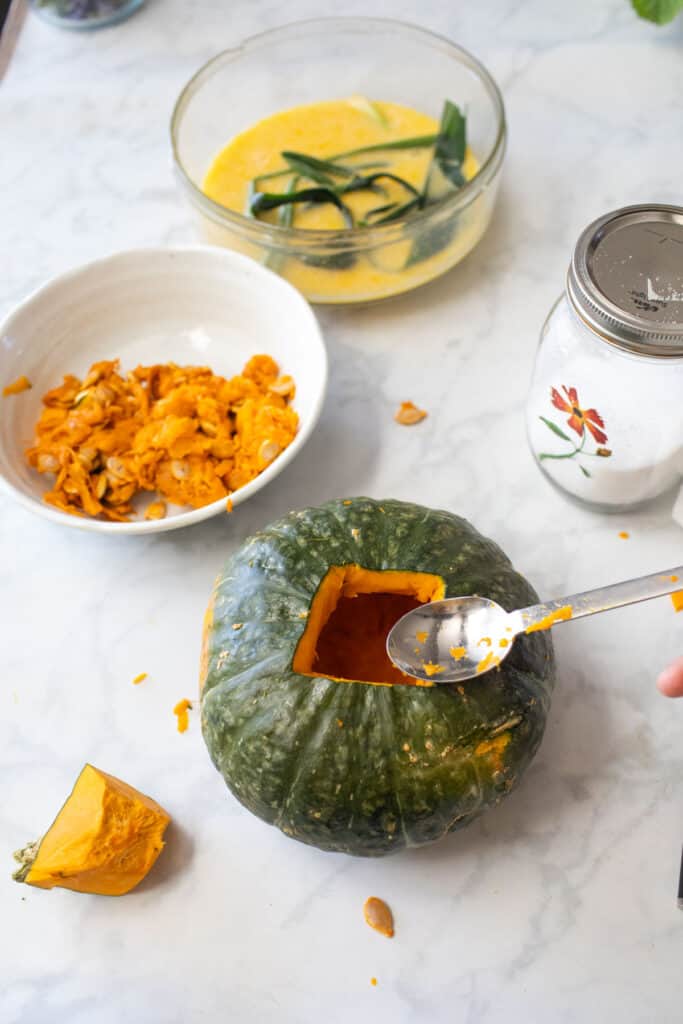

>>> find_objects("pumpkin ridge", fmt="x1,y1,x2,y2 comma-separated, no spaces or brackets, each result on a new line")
506,665,554,713
274,679,339,833
393,787,411,850
204,673,317,820
328,497,393,569
379,687,413,850
202,652,291,705
380,501,435,572
261,508,359,589
218,572,312,607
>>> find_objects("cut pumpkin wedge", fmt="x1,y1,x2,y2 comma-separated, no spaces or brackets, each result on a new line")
13,764,170,896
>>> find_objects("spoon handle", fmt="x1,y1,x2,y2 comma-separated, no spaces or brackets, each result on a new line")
511,566,683,634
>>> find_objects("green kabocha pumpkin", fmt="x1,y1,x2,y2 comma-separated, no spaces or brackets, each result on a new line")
200,498,555,857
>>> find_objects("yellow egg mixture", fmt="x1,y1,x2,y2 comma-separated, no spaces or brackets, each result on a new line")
202,98,485,303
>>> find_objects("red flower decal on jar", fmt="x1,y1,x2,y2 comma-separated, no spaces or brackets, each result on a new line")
550,386,607,444
538,385,612,478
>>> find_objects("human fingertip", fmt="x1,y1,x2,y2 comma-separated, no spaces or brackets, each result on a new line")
657,658,683,698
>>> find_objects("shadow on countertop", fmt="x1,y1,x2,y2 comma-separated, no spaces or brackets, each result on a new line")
133,819,195,895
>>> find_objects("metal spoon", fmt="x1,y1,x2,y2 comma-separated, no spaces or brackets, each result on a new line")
386,565,683,684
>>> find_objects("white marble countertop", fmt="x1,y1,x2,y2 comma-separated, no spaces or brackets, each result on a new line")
2,2,683,1021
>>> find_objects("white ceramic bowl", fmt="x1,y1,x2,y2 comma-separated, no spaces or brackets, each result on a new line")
0,247,327,534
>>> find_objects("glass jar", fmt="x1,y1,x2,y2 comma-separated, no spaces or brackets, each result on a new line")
527,204,683,510
30,0,145,30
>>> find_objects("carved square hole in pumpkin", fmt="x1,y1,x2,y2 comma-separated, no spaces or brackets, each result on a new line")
292,565,445,685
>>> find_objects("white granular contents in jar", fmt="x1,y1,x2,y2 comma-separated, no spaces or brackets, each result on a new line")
527,299,683,507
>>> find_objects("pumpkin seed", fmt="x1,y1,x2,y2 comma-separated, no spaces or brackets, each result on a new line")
170,459,190,480
258,440,281,466
363,897,394,938
94,383,115,404
37,452,60,473
94,473,108,499
268,375,295,397
106,456,129,481
78,447,99,471
83,366,105,388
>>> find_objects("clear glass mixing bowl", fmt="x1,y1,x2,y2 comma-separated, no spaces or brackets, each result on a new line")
171,18,506,305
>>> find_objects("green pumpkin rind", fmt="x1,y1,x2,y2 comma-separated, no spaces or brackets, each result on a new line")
201,498,555,856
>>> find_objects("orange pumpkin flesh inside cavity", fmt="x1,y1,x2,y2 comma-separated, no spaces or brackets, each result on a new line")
292,565,445,685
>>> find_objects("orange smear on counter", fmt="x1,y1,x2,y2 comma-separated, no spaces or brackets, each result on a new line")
132,672,148,685
450,646,466,661
478,636,492,647
371,977,378,987
173,699,192,733
669,575,679,583
525,605,573,634
476,651,500,674
499,638,509,648
3,375,31,397
415,630,428,644
672,592,683,613
618,531,630,539
423,661,445,677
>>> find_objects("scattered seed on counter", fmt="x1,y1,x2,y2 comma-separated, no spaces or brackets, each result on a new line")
363,897,394,938
394,400,427,425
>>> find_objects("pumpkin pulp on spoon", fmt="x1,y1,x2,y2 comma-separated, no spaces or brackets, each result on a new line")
292,564,445,685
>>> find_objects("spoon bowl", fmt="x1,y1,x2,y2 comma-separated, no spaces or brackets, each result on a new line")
387,564,683,684
387,595,514,684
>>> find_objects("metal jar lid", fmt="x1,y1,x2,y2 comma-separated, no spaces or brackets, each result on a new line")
567,204,683,357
